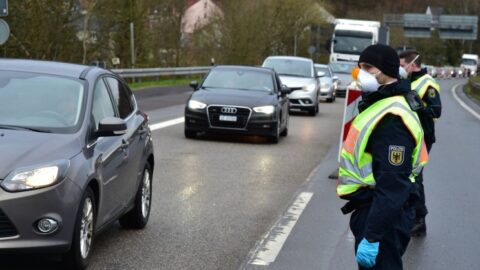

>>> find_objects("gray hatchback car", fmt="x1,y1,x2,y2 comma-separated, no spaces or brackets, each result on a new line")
0,59,154,269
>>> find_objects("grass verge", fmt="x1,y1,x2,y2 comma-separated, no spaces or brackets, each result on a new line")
464,76,480,103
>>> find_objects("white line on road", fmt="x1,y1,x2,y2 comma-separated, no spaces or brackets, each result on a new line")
149,117,185,131
452,83,480,121
248,192,314,266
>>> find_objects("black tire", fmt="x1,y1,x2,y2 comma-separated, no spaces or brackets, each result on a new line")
185,129,196,139
63,187,96,270
308,103,318,116
269,120,280,143
280,115,288,137
119,162,152,229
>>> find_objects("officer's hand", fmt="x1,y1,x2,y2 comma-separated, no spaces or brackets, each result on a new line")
356,238,379,268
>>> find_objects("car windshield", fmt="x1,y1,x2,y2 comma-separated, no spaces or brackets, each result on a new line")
333,30,372,55
0,71,85,133
202,69,274,92
315,66,331,77
263,58,313,78
461,59,477,66
329,62,356,74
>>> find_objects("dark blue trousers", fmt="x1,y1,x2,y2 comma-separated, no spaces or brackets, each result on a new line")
349,206,415,270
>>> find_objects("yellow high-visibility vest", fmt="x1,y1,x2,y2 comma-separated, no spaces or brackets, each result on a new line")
411,74,440,100
337,95,429,197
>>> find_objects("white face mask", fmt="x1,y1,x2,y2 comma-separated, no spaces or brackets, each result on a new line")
357,69,380,92
399,66,408,79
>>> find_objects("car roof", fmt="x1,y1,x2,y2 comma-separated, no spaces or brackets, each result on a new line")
0,59,100,79
315,64,329,68
213,65,274,74
264,56,313,63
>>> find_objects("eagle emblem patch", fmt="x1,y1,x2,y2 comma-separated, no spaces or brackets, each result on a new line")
389,145,405,166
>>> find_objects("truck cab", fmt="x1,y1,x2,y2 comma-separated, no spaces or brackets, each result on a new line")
460,54,478,76
330,19,389,63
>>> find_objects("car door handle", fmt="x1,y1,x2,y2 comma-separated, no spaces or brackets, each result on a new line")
121,139,130,148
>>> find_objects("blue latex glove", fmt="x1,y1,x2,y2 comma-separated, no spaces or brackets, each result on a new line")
356,238,379,268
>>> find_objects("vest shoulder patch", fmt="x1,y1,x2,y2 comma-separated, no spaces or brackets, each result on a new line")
389,145,405,166
428,88,436,98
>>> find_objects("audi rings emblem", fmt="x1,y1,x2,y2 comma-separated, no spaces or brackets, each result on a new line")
221,107,237,114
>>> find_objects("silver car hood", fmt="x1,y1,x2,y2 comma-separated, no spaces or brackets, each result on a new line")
279,76,317,89
0,130,81,179
334,73,353,88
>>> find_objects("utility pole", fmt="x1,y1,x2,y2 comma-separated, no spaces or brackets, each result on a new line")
130,22,135,68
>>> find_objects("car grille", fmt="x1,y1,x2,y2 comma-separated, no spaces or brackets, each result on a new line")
0,209,18,238
208,105,251,129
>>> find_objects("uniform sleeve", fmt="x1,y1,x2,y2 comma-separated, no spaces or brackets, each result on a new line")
364,114,417,242
422,86,442,119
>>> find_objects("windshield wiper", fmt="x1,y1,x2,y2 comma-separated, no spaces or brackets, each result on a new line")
278,73,308,78
0,125,52,133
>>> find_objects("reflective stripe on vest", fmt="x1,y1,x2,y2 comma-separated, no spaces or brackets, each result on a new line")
337,96,429,196
411,74,441,99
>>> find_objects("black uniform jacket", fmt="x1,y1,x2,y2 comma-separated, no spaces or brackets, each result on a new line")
343,80,420,242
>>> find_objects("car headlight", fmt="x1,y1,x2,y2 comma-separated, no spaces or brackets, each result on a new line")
253,105,275,114
321,83,331,92
303,84,316,92
188,100,207,110
1,160,70,192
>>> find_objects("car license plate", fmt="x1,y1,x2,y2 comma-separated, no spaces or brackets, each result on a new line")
219,115,237,122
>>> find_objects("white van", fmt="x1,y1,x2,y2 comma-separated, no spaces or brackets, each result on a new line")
460,54,478,76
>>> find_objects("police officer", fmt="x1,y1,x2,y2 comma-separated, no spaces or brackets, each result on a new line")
338,44,429,269
399,51,442,237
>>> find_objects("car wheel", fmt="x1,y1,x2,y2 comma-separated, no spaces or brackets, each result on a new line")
269,120,280,143
185,128,196,139
119,162,152,229
280,115,288,137
308,102,318,116
63,187,96,270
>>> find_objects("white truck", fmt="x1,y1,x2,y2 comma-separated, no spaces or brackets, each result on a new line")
460,54,478,76
329,19,389,63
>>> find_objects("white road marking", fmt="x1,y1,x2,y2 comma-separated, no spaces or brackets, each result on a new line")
149,117,185,131
248,192,314,266
452,83,480,121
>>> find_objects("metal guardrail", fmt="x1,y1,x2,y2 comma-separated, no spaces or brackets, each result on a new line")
112,66,212,78
472,81,480,90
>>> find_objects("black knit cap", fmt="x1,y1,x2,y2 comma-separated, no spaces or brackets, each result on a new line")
358,44,399,78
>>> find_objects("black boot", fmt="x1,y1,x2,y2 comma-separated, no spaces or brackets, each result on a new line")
411,217,426,237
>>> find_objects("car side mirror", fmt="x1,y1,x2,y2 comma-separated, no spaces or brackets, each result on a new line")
189,81,199,90
280,85,292,95
97,117,127,137
332,75,339,82
317,71,325,78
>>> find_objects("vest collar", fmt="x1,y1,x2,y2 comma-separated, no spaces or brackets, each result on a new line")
358,80,411,112
410,69,427,82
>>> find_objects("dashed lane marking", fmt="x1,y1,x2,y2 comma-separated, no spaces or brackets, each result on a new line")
149,117,185,131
